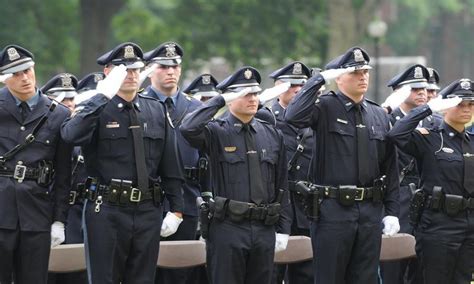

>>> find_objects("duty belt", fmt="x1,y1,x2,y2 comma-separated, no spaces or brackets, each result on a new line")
426,194,474,215
210,196,281,225
184,167,199,181
69,183,86,205
291,183,381,201
0,164,40,182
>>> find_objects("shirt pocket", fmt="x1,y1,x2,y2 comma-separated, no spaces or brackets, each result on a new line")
219,151,245,184
434,152,463,182
142,125,165,160
98,127,129,159
327,121,355,156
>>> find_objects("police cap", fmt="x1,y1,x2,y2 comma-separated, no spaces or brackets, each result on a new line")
387,64,429,90
0,44,35,74
77,72,105,93
41,73,78,99
438,78,474,100
97,42,144,69
269,61,311,85
183,74,220,98
427,67,440,91
143,42,184,66
325,46,372,70
217,66,262,93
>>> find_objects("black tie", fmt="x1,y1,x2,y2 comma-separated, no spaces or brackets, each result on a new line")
355,104,371,185
164,97,175,120
126,102,149,191
20,102,30,122
242,124,266,204
462,135,474,195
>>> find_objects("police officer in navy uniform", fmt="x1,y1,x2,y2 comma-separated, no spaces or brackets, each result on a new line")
285,46,400,284
180,66,291,284
141,41,207,284
387,79,474,284
42,73,88,284
0,45,72,284
184,73,220,103
265,61,314,284
61,42,184,284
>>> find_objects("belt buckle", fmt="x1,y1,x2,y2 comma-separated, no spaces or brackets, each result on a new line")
69,191,77,205
355,188,365,201
130,188,142,203
14,164,27,182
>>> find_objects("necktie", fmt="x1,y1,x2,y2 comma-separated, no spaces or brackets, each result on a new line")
165,97,175,120
355,104,371,185
126,102,149,192
462,134,474,195
242,124,266,204
20,102,30,122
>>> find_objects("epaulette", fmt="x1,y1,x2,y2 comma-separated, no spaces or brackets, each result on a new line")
137,87,145,94
138,93,158,101
183,92,194,101
365,98,381,106
255,117,272,125
415,127,430,135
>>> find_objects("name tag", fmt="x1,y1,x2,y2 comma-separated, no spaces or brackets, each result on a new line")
336,118,348,124
224,146,237,152
106,122,120,128
442,147,454,153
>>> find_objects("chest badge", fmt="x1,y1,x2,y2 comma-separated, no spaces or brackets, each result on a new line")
441,147,454,153
224,146,237,152
106,121,120,128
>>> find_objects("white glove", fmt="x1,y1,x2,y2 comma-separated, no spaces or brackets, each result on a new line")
274,233,290,253
160,212,183,237
258,82,291,105
0,73,12,83
382,216,400,236
221,87,252,104
138,63,158,88
427,95,462,112
96,64,128,99
320,67,355,83
74,89,99,105
51,221,65,248
381,85,411,110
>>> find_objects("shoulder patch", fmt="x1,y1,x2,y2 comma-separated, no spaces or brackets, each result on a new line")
415,127,429,135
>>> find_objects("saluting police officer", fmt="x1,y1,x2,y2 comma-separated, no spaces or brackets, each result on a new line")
285,46,400,284
387,79,474,284
42,73,88,284
141,42,208,284
180,66,292,284
264,61,314,284
61,42,184,284
0,45,72,284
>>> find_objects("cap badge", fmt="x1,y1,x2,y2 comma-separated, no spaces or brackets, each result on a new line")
165,44,177,57
353,49,364,62
244,69,252,80
292,63,302,75
414,67,423,79
124,45,135,58
460,78,471,90
94,73,104,83
61,74,73,88
427,68,434,77
7,47,20,61
202,75,211,85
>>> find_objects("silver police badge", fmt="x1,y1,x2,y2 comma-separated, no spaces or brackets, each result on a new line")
61,74,73,88
124,45,135,58
244,69,252,80
94,73,104,83
293,63,302,75
202,75,211,85
7,47,20,61
353,49,364,62
165,44,177,58
427,68,434,77
460,78,471,90
414,67,423,79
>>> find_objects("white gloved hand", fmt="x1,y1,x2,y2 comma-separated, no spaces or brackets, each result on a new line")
51,221,65,248
0,73,12,83
160,212,183,237
221,87,252,104
74,89,99,105
320,67,355,83
258,82,291,105
138,63,158,88
274,233,290,253
382,216,400,236
427,95,462,112
96,64,128,99
381,85,411,110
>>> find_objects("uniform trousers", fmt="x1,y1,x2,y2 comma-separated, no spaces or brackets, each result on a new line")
84,200,163,284
207,218,275,284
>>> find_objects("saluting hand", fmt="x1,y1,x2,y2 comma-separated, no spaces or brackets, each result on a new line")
96,64,128,100
221,87,252,104
138,63,158,88
381,85,411,111
427,95,462,112
0,73,12,83
258,82,291,105
320,66,356,83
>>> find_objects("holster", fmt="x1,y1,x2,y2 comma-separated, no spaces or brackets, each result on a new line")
152,183,163,206
444,194,464,216
409,189,425,228
308,189,321,221
210,196,227,221
199,202,211,239
429,186,444,211
37,160,54,187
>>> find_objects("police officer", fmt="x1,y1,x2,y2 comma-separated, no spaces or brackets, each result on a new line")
426,67,440,101
42,73,88,284
180,66,291,284
285,46,400,284
61,42,184,283
183,73,220,103
141,41,208,284
265,61,314,284
0,45,72,284
73,72,105,105
387,79,474,284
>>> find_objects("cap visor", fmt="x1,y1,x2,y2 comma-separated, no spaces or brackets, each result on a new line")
195,91,219,98
155,58,182,66
230,86,262,93
281,78,307,85
121,61,144,69
407,82,429,89
3,61,35,74
427,83,440,90
354,64,372,70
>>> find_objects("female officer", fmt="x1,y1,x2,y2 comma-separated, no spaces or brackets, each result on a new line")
387,78,474,284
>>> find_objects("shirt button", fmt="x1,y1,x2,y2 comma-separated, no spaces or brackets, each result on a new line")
118,103,124,108
46,140,50,144
296,165,301,170
20,126,25,131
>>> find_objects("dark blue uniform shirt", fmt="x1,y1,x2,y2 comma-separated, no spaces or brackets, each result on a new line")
61,93,184,212
284,75,399,216
180,95,292,234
